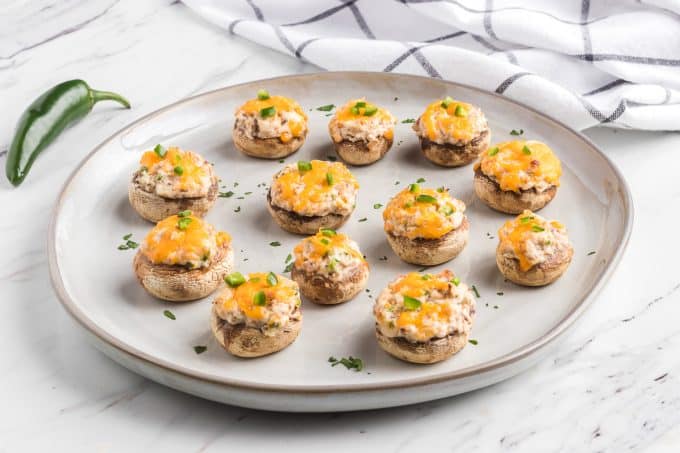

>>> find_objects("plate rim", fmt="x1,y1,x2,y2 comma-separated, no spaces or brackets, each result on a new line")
47,71,634,394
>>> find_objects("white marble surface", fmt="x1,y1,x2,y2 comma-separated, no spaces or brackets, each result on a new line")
1,1,679,451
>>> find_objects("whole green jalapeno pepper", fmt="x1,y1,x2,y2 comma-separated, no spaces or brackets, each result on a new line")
5,79,130,186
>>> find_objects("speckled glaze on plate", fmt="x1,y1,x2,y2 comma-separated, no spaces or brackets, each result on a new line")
48,72,632,412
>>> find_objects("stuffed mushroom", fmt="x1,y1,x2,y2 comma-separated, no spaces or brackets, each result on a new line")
211,271,303,357
233,89,308,159
267,159,359,235
291,228,369,305
133,211,234,301
474,140,562,214
496,210,573,286
413,97,490,167
383,184,469,266
328,98,396,165
129,145,219,222
374,270,476,364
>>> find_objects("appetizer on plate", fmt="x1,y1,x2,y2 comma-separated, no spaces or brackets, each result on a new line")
383,184,468,265
133,211,233,301
211,272,303,357
474,140,562,214
267,160,359,235
291,228,369,305
496,210,573,286
129,145,218,222
233,89,308,159
373,270,476,364
328,98,396,165
413,97,490,167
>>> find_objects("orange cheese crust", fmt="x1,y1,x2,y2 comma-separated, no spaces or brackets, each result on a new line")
329,98,396,143
415,99,487,144
270,160,359,216
498,210,567,271
139,147,212,196
235,95,307,143
218,272,298,322
383,186,466,239
476,140,562,193
293,230,365,266
373,270,476,343
141,214,230,268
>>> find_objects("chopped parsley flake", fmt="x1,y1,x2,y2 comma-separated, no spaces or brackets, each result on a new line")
587,251,596,256
117,233,139,251
316,104,335,112
373,203,383,209
234,206,241,213
285,254,292,263
219,191,234,198
358,217,367,222
510,129,524,136
193,345,207,354
416,177,426,183
163,310,176,320
329,356,364,372
401,118,416,123
471,285,480,298
269,241,281,247
468,339,478,345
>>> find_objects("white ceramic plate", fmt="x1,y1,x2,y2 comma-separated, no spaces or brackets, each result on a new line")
49,72,632,412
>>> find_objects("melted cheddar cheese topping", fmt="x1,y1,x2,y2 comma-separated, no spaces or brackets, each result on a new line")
329,99,396,143
235,95,307,143
293,229,367,278
141,214,230,268
269,160,359,217
373,270,476,343
476,140,562,193
137,147,214,198
497,210,570,271
383,186,466,239
414,99,487,144
214,273,302,335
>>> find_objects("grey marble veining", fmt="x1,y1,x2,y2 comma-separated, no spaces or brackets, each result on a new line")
1,0,679,451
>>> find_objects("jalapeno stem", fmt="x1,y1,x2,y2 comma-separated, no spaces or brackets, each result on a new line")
90,89,131,109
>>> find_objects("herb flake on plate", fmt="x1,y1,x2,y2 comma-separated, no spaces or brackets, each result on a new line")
163,310,176,320
328,356,364,372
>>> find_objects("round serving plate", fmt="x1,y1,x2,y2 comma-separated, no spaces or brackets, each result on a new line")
48,72,632,412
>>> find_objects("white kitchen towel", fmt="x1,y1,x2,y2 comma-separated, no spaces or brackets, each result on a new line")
183,0,680,131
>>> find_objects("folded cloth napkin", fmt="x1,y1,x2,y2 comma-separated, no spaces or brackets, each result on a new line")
183,0,680,131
